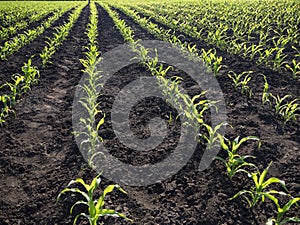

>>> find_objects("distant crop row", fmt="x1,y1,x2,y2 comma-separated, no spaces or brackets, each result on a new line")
112,2,299,127
119,0,300,78
0,2,85,124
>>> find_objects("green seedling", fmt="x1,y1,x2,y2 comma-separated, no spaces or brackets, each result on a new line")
278,98,299,125
199,122,228,149
181,91,218,132
201,48,224,75
272,94,292,114
285,59,300,79
243,43,263,60
231,162,288,207
76,2,104,168
272,48,287,70
292,46,300,58
57,173,132,225
266,197,300,225
258,48,276,66
262,74,271,105
215,135,259,179
75,78,105,168
227,71,253,98
271,94,299,125
0,94,12,125
22,58,40,86
5,74,25,105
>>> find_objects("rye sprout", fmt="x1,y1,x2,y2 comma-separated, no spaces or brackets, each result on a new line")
57,173,132,225
231,162,288,208
215,135,259,179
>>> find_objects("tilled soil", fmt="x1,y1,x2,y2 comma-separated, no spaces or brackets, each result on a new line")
0,8,74,93
0,12,55,46
0,3,299,225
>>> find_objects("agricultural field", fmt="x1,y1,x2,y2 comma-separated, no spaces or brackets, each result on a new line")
0,0,299,224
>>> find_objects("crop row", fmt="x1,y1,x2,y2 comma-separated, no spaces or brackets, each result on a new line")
0,1,57,26
112,4,299,127
0,3,86,124
0,3,79,60
0,2,74,43
58,2,300,224
72,3,299,224
124,0,300,78
0,2,298,224
58,3,131,224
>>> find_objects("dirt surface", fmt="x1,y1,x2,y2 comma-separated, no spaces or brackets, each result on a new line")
0,8,74,92
0,12,55,46
0,3,299,225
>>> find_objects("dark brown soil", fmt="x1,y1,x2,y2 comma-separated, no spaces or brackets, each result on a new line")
0,3,299,225
0,12,54,46
0,8,74,93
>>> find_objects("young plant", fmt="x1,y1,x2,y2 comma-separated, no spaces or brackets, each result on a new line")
258,48,276,66
201,48,224,75
243,43,263,60
157,75,183,108
215,135,259,179
145,57,214,135
231,162,288,207
40,45,54,67
5,74,25,105
75,1,104,168
0,7,66,60
292,46,300,58
22,58,40,87
180,91,218,133
272,48,287,70
57,173,132,225
75,72,105,168
266,197,300,225
207,24,228,49
272,94,292,115
262,74,272,105
271,94,299,125
39,5,84,67
285,59,300,79
199,122,228,149
0,94,12,125
278,99,299,125
227,71,253,98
